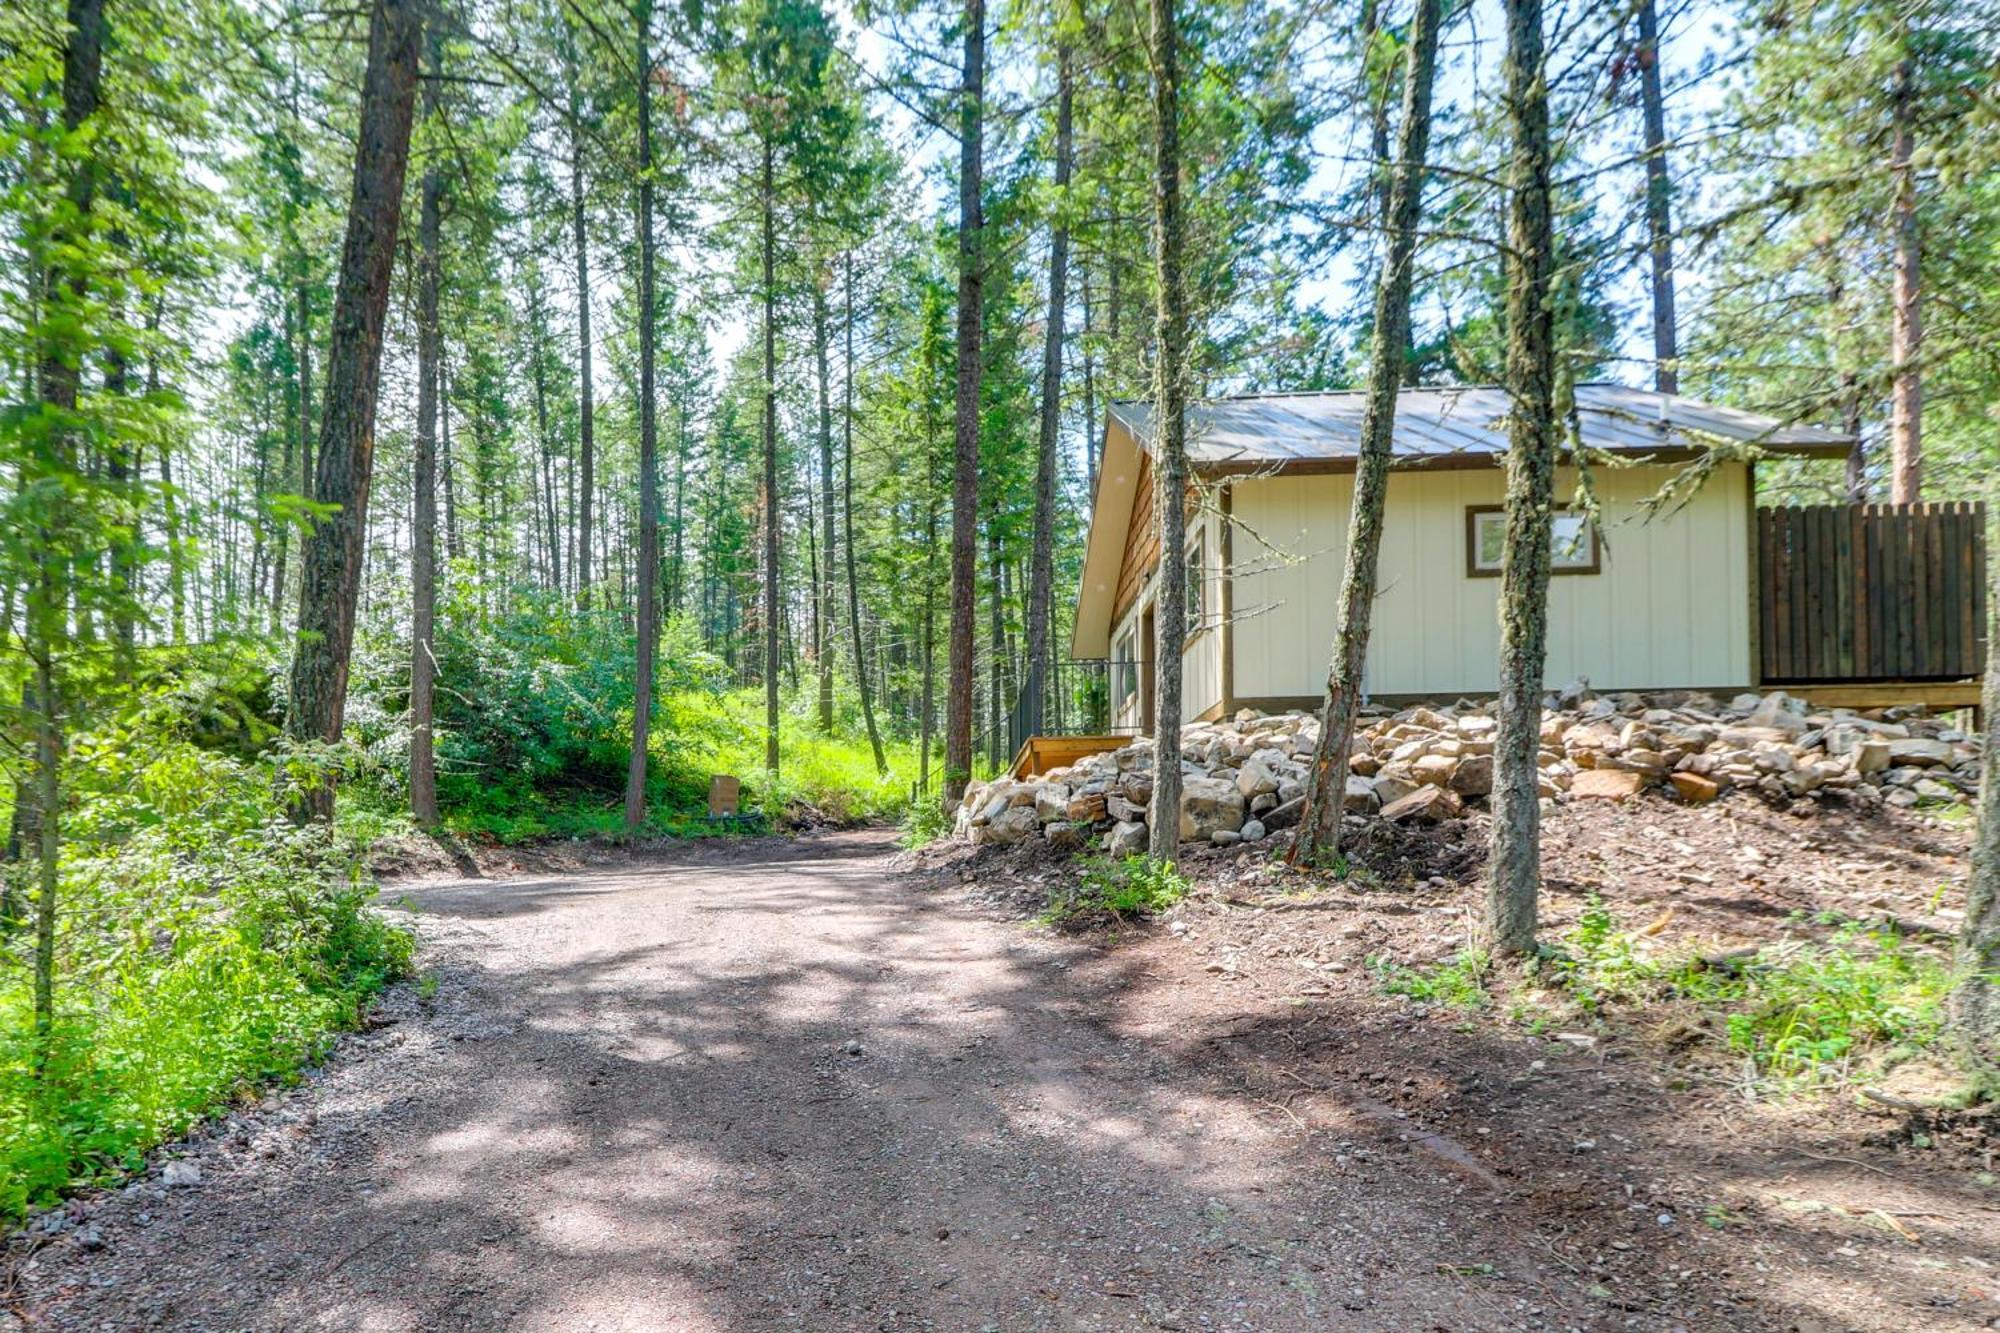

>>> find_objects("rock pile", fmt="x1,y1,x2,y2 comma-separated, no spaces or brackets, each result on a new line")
954,688,1983,852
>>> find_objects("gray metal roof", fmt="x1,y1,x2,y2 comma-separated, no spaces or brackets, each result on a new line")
1109,384,1853,467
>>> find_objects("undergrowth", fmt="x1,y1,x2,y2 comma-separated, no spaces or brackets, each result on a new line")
1371,897,1955,1088
1044,854,1191,925
0,653,412,1219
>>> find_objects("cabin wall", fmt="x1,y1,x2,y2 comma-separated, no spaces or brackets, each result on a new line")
1109,506,1225,729
1227,462,1754,699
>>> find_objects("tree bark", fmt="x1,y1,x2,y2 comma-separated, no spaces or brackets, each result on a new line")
1144,0,1189,863
27,0,104,1057
842,254,887,773
1026,41,1072,745
1291,0,1442,866
571,109,596,604
760,130,782,774
814,280,836,733
1888,53,1922,503
943,0,985,810
283,0,421,822
410,20,443,828
1484,0,1558,956
1635,0,1677,394
623,0,660,833
297,281,314,504
1951,504,2000,1075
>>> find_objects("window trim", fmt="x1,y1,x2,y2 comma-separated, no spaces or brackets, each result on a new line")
1464,504,1601,579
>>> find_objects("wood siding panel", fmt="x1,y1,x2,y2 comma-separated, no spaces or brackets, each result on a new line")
1226,461,1755,696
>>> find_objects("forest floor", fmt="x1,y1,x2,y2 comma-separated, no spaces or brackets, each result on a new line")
8,811,1998,1331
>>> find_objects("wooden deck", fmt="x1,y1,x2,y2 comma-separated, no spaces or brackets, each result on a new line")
1777,680,1983,713
1009,734,1131,779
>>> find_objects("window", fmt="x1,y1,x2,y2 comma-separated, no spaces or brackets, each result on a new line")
1466,505,1600,578
1186,532,1206,628
1115,629,1137,705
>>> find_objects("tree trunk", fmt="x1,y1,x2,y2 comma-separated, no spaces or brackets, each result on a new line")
283,0,421,822
1026,41,1072,745
814,282,836,733
1292,0,1443,866
842,254,887,773
1484,0,1558,956
943,0,985,810
1888,53,1921,504
1951,504,2000,1074
1144,0,1189,863
529,275,560,593
760,131,782,774
441,349,459,559
623,0,660,833
1634,0,1677,394
270,301,296,634
297,281,314,503
571,111,596,604
410,20,442,828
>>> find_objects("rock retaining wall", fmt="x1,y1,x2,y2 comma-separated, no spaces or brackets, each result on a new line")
954,689,1982,851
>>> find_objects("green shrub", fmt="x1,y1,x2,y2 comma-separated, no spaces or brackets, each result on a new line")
0,667,412,1219
1371,950,1492,1009
1046,853,1191,923
1538,897,1952,1084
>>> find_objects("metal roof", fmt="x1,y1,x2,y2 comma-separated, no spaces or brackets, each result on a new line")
1108,383,1853,467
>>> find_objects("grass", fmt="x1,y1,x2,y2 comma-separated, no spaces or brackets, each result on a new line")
1043,853,1191,925
439,688,925,844
1368,897,1956,1088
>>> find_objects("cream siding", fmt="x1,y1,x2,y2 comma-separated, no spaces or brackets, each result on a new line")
1228,462,1752,698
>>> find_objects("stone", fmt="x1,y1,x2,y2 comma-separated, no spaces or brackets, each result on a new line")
1105,794,1146,823
1044,821,1089,851
1235,756,1281,799
1372,771,1420,807
1034,784,1071,823
1412,754,1457,787
1211,829,1243,847
1264,795,1306,831
1668,772,1720,804
1570,769,1647,801
1178,776,1247,842
1240,819,1267,842
1106,820,1147,855
1887,738,1953,766
1447,753,1493,797
1065,792,1108,823
1380,786,1463,824
1344,775,1380,813
976,805,1040,846
161,1160,201,1188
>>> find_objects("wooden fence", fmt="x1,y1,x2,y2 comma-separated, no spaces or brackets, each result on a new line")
1757,502,1986,683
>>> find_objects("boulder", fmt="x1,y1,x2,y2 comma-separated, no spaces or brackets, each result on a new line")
1264,795,1306,831
1178,776,1246,842
1240,818,1268,842
1570,769,1647,801
1668,772,1721,804
1412,754,1457,788
1044,821,1089,851
1235,756,1281,799
1105,820,1147,855
1105,794,1146,823
976,805,1040,845
1344,775,1380,813
1380,786,1463,824
1034,784,1071,823
1887,738,1953,767
1066,791,1108,823
1448,753,1494,797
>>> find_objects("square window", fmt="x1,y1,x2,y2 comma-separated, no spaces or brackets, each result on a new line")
1466,506,1599,577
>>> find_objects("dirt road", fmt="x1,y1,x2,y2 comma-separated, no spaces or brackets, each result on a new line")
24,832,1729,1330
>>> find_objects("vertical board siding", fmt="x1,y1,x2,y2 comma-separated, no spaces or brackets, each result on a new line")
1757,502,1985,682
1227,461,1754,696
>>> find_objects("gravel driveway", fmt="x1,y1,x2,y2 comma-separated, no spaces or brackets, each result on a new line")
19,831,1634,1331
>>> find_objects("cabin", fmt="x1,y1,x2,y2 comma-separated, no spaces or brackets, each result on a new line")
1013,385,1986,774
